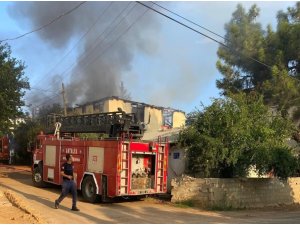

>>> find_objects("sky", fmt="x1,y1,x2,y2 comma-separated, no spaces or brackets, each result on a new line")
0,1,297,115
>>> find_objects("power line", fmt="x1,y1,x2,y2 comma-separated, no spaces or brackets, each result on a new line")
79,3,150,74
31,2,133,94
0,1,87,42
35,95,60,108
27,2,135,106
26,93,60,110
30,87,60,95
137,1,300,82
151,1,227,42
136,1,273,71
60,2,148,85
30,1,113,89
27,2,300,110
41,1,135,92
28,2,149,110
24,88,61,110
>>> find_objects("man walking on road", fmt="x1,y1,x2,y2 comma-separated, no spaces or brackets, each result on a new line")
54,153,80,211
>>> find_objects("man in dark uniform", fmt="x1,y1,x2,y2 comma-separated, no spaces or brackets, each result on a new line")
54,153,79,211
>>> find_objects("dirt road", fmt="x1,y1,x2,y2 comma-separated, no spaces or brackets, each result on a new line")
1,165,300,223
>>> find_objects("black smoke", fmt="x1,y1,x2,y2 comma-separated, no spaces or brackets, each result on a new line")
9,1,160,106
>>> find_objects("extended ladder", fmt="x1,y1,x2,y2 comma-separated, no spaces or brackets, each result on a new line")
45,111,144,138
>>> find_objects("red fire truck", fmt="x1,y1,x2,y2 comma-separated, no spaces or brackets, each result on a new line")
32,111,168,202
0,136,10,164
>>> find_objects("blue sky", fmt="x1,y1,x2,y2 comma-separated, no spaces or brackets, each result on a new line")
0,1,296,114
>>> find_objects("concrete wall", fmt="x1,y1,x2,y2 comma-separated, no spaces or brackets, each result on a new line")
73,107,82,115
85,104,94,114
167,146,186,192
103,100,109,113
171,175,300,209
107,99,132,113
144,106,163,132
172,111,185,128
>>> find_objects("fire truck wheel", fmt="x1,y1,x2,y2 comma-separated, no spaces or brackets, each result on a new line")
32,167,46,187
101,176,108,202
82,176,98,203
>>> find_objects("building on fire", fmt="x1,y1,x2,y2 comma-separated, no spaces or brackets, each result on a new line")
68,96,187,192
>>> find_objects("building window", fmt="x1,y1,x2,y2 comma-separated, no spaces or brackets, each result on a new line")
163,108,174,128
131,103,145,123
94,102,104,113
173,152,180,159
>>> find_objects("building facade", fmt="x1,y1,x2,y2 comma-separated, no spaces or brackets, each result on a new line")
68,96,186,132
67,96,187,192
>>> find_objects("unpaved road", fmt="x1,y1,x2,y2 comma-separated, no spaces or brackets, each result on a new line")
0,189,40,224
1,165,300,224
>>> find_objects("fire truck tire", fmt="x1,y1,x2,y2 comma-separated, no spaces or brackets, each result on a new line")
32,167,46,188
82,176,99,203
101,175,109,202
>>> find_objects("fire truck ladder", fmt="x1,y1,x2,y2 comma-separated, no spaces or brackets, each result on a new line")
120,141,130,195
156,144,166,192
45,110,144,138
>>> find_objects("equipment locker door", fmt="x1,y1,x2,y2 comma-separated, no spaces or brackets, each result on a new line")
43,145,60,184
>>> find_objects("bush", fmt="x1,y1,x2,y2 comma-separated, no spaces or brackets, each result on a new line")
179,93,297,178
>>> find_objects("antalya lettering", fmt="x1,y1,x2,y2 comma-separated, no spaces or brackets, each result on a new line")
65,148,78,154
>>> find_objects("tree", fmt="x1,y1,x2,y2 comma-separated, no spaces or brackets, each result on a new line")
13,119,43,164
0,42,29,135
36,103,63,129
216,4,267,93
272,2,300,119
118,81,131,100
179,92,297,178
276,2,300,78
216,3,300,119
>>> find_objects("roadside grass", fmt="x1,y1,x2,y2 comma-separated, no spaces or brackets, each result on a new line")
142,195,241,211
207,205,236,211
173,200,195,208
172,200,245,211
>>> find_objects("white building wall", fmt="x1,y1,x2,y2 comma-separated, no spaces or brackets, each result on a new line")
167,145,186,193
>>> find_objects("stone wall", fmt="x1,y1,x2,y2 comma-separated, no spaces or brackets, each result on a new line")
171,175,300,209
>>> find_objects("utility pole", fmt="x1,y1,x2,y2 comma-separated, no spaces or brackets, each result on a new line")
61,83,67,116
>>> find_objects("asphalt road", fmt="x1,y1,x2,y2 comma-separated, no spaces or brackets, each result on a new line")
1,165,300,224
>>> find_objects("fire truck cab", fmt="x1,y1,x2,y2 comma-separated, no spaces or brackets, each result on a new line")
32,112,168,202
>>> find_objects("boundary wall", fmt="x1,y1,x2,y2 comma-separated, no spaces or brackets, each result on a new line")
171,175,300,208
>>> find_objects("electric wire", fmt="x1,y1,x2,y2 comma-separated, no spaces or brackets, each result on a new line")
29,2,132,97
0,1,87,42
30,87,60,95
151,1,227,42
25,88,61,110
136,1,273,70
28,3,149,110
28,2,300,111
39,1,135,94
140,1,300,84
34,95,60,108
72,3,149,81
26,2,136,108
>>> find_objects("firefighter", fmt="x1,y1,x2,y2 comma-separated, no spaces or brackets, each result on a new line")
54,154,80,211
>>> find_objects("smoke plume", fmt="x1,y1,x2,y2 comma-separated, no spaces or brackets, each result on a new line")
9,2,160,106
